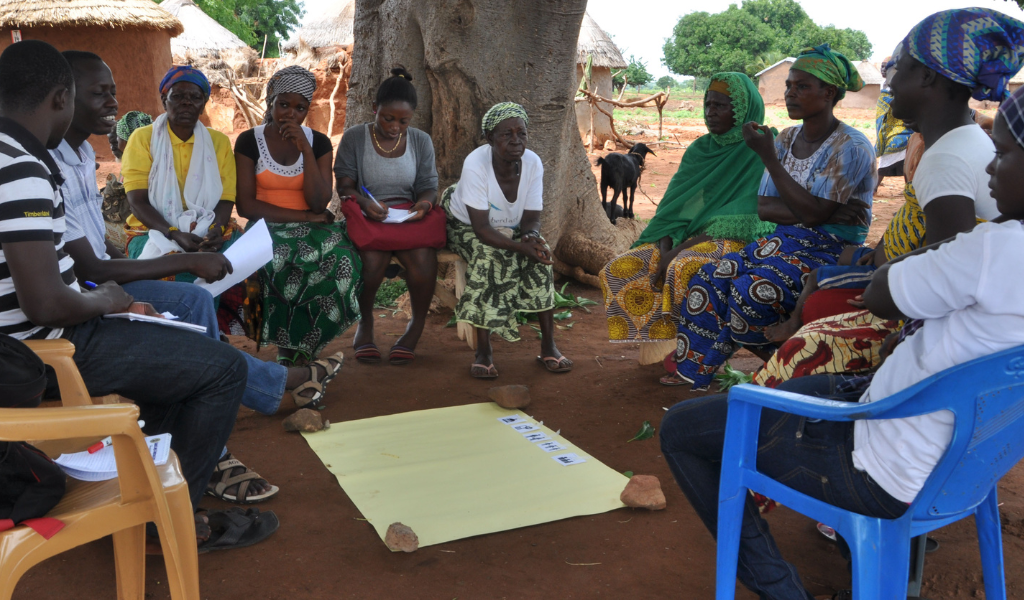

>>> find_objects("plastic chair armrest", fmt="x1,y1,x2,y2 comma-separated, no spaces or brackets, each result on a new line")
727,384,882,421
23,339,93,406
0,405,141,442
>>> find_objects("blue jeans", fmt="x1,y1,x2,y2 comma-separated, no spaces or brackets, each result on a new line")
122,280,286,415
65,317,246,509
660,374,908,600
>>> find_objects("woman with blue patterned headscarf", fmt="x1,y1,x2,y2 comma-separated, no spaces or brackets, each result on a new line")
441,102,571,378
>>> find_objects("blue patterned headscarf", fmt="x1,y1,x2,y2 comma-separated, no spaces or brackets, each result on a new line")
159,65,211,97
903,7,1024,102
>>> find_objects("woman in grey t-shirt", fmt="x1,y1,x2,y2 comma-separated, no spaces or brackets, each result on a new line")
335,67,443,365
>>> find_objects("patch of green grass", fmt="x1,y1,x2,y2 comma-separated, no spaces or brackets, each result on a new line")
614,107,703,121
373,278,408,308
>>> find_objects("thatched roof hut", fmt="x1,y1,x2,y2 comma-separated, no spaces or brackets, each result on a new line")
282,0,353,52
576,12,626,69
575,13,626,147
160,0,247,58
0,0,183,159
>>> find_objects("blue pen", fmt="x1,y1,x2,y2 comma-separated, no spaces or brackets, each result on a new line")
360,185,385,211
83,281,97,290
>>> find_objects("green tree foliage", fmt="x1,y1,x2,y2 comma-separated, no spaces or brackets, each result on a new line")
656,75,678,89
173,0,304,58
664,0,872,78
613,55,654,91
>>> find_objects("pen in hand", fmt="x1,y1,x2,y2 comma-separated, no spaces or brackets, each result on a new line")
360,185,386,211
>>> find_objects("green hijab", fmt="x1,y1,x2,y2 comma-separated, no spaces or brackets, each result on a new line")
634,72,775,248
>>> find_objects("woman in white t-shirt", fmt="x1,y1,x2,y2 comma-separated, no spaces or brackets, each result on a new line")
443,102,571,378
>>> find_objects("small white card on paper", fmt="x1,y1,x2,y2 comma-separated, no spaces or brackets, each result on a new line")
497,415,524,425
522,431,550,442
552,453,586,466
537,441,566,453
511,423,539,433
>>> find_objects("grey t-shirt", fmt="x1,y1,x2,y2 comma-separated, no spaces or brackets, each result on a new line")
334,123,438,201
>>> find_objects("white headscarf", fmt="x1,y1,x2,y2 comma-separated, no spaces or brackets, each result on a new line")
137,113,224,259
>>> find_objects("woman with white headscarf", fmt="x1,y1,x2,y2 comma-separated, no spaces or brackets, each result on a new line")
235,66,362,367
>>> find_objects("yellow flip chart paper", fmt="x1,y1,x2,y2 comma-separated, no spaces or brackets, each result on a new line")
303,403,628,549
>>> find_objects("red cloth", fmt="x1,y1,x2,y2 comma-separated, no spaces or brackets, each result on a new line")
0,516,65,539
802,288,865,324
340,198,446,251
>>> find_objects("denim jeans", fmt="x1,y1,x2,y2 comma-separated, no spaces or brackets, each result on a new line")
660,374,909,600
122,280,286,415
65,317,247,508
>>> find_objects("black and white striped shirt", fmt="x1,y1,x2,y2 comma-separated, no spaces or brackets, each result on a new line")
0,117,79,340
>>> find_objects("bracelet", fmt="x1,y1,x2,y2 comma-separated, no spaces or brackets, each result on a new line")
523,229,541,240
167,226,179,233
209,224,226,235
417,201,433,213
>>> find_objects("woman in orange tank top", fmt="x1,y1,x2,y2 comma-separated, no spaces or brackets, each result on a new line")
235,66,362,366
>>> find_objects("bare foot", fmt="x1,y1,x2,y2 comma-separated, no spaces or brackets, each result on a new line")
765,317,802,343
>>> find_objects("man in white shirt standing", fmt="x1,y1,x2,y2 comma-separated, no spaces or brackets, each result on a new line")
659,9,1024,600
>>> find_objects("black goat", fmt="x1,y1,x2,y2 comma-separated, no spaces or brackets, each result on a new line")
596,142,656,224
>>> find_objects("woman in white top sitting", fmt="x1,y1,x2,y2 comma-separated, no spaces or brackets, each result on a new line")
443,102,572,379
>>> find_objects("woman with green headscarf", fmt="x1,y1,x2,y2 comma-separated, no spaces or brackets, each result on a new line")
601,72,776,345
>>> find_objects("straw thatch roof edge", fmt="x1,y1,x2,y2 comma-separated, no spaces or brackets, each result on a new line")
161,0,247,56
576,12,626,69
0,0,183,35
282,0,353,51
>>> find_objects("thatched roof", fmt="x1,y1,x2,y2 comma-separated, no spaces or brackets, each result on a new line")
282,0,353,51
0,0,183,34
160,0,247,57
577,12,626,69
854,61,884,86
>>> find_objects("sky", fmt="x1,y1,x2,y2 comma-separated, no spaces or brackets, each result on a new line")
296,0,1024,79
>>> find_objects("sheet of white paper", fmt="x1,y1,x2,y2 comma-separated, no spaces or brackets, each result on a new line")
497,415,524,425
522,431,550,442
383,209,415,224
194,219,274,297
103,312,206,334
552,453,586,466
55,433,172,481
538,441,567,453
510,423,539,433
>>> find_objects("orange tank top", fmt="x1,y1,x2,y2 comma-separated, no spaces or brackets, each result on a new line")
253,124,312,211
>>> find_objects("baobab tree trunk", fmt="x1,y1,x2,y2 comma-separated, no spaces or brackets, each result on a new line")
346,0,643,285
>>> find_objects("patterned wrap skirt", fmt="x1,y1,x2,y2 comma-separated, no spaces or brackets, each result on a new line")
442,185,555,342
672,224,846,390
600,240,747,343
752,310,902,387
249,221,362,359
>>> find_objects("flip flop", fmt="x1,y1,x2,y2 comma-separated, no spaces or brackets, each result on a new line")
389,345,415,365
354,343,381,364
470,363,498,379
537,355,573,373
659,372,691,387
197,507,279,555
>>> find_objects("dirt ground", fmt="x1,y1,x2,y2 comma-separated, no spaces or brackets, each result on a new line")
13,114,1024,599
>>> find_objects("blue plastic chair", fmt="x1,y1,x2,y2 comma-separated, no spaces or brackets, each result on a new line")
715,344,1024,600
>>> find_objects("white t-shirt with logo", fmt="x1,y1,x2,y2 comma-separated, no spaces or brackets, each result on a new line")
914,124,1000,220
852,221,1024,503
449,145,543,229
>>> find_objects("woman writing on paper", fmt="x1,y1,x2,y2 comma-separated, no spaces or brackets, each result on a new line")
235,66,362,367
335,67,443,365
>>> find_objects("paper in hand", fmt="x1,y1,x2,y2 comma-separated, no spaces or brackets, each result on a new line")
194,219,274,297
382,208,416,224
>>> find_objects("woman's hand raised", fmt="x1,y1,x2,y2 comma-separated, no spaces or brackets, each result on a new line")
742,122,776,161
278,120,311,152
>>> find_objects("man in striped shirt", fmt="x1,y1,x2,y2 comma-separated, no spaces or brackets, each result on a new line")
0,41,274,551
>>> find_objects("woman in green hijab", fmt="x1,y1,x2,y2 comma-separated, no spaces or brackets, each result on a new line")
600,72,775,344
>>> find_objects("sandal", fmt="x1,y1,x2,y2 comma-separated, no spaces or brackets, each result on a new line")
197,507,279,554
291,353,342,410
389,345,415,365
206,454,280,504
354,343,381,364
470,363,498,379
537,355,573,373
659,372,691,387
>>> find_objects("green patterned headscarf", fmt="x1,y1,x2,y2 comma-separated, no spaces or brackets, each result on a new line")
482,102,528,133
116,111,153,141
790,44,864,101
635,72,775,248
